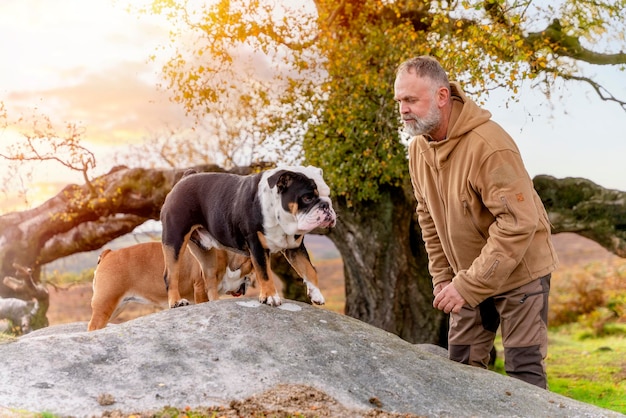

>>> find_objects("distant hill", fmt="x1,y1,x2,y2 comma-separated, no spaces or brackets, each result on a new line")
551,232,616,267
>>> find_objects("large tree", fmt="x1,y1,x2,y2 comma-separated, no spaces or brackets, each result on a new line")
2,0,626,341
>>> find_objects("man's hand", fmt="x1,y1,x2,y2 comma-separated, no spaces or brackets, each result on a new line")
433,282,466,314
433,281,451,297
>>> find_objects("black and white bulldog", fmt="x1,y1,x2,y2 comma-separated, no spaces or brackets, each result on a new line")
160,165,337,308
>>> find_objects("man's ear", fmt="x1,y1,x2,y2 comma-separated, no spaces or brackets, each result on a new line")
436,86,450,107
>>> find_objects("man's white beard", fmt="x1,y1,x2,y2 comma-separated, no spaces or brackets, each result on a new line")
404,103,441,137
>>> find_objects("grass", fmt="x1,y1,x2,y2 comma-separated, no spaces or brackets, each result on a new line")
44,267,95,286
494,323,626,414
547,325,626,413
0,333,17,344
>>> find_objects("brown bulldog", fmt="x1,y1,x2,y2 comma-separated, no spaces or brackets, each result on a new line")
88,241,252,331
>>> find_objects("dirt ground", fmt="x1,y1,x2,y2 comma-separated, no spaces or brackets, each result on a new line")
98,384,419,417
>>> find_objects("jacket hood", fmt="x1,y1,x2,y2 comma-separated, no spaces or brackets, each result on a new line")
446,82,492,139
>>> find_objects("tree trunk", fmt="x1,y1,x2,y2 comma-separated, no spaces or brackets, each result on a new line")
2,263,49,331
329,184,447,345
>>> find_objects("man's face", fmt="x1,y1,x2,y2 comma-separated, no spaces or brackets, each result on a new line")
394,71,441,137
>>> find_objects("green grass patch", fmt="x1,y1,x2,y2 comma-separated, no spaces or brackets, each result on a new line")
494,324,626,414
0,334,17,344
548,325,626,413
549,377,625,412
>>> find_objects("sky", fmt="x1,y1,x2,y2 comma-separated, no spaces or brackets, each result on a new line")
1,0,625,213
0,0,184,139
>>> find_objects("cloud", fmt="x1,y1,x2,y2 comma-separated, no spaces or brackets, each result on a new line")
6,61,190,146
0,0,185,146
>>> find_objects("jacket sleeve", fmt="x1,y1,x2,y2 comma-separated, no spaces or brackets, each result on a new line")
453,148,539,307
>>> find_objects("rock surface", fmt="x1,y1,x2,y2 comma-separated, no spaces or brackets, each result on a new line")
0,299,622,417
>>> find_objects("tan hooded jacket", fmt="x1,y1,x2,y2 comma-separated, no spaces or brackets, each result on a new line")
408,82,559,307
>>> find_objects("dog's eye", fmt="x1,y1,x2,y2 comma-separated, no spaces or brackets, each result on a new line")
301,194,315,205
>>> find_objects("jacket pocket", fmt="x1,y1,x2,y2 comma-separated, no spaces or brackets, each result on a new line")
482,259,500,281
500,195,519,227
461,196,488,241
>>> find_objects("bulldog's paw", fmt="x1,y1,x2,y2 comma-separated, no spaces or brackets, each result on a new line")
308,287,325,305
259,293,282,307
171,298,190,308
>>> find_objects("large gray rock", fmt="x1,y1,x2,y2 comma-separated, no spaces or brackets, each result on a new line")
0,299,622,417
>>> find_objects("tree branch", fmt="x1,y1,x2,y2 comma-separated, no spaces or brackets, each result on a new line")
37,215,148,266
545,68,626,111
534,175,626,257
526,19,626,66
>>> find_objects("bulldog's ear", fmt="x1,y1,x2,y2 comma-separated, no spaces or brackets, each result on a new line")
306,165,323,177
267,170,293,193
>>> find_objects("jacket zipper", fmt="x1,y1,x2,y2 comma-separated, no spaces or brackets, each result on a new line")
434,147,459,272
519,289,549,304
483,259,499,280
500,196,519,226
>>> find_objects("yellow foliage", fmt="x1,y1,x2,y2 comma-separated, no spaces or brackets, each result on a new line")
141,0,625,204
550,257,626,334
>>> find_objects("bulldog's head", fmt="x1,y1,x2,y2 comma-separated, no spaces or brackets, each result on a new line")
265,166,337,235
220,272,253,297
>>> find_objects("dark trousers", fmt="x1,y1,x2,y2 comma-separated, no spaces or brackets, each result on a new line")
448,275,551,388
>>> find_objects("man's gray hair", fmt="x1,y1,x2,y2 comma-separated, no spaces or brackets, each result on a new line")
396,56,450,90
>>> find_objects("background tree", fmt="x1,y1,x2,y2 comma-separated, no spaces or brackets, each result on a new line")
142,0,626,344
